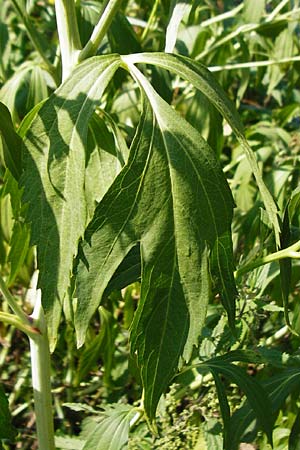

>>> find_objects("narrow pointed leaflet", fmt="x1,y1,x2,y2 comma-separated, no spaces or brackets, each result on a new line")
75,67,236,421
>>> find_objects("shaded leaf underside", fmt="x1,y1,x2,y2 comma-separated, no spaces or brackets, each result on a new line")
75,71,236,420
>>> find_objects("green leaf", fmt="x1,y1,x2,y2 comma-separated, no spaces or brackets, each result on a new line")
229,367,300,450
8,221,30,284
0,102,22,180
0,383,16,442
289,409,300,450
21,55,121,347
81,405,136,450
75,307,118,386
200,360,274,448
211,371,230,448
75,79,235,421
123,52,281,247
280,203,293,332
85,111,124,219
55,436,85,450
104,245,141,295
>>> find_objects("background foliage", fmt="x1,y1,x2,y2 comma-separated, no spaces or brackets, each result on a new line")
0,0,300,449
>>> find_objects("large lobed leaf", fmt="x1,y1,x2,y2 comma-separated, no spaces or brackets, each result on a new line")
21,55,121,347
75,67,236,421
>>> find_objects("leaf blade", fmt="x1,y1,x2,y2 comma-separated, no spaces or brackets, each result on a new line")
21,55,121,346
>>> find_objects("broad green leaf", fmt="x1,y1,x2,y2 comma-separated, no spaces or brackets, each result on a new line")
75,79,235,421
81,405,135,450
0,383,16,442
0,102,22,180
122,52,281,247
129,65,237,328
21,55,121,347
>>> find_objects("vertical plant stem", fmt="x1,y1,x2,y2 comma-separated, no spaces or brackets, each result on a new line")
29,292,55,450
78,0,123,62
55,0,82,81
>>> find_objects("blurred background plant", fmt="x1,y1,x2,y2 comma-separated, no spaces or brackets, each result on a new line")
0,0,300,449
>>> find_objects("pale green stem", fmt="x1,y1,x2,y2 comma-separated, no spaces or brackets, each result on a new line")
235,240,300,278
55,0,82,81
129,409,143,428
209,56,300,72
141,0,160,42
0,311,39,339
265,325,289,346
78,0,123,62
29,292,55,450
0,273,30,325
201,3,243,27
265,0,290,22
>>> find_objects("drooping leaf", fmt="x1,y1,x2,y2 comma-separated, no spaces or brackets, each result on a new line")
199,359,274,448
122,52,281,247
229,367,300,450
75,76,235,421
0,102,22,179
21,55,122,347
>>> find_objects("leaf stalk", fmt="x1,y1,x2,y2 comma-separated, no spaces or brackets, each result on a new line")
78,0,123,62
235,240,300,278
0,273,31,325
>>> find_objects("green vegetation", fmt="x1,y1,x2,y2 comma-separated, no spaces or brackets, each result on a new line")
0,0,300,449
